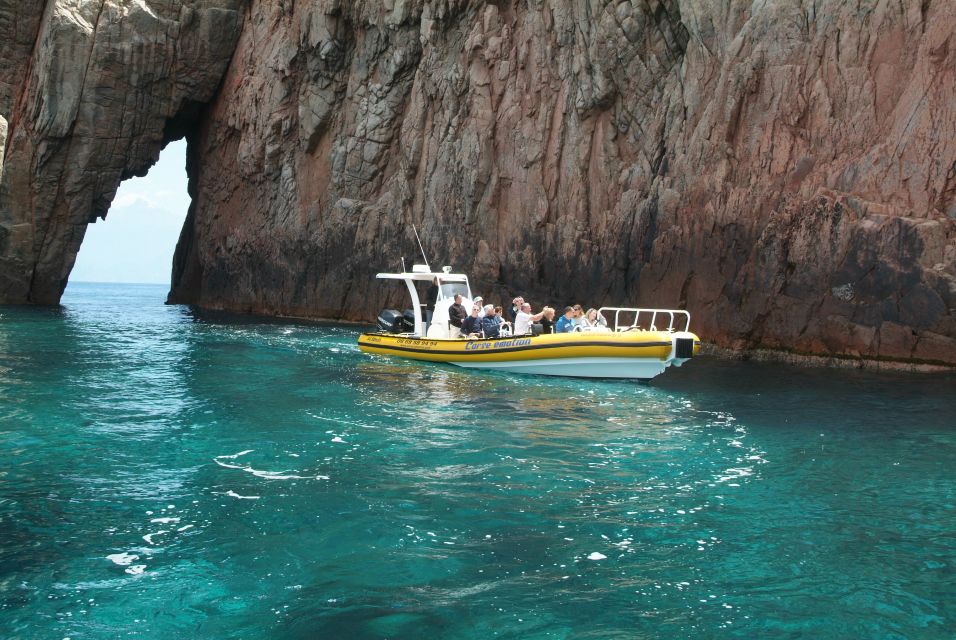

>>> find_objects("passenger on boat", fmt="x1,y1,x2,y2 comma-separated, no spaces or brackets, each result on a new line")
571,304,586,329
462,305,483,337
575,305,591,329
513,302,545,335
494,305,512,336
448,294,468,338
425,278,439,324
539,306,556,334
586,308,608,329
474,296,485,317
480,305,501,338
507,297,524,322
555,306,575,333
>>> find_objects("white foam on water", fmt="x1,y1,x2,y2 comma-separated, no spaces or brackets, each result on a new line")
143,531,167,545
150,517,180,524
225,490,260,500
246,468,306,480
106,553,139,566
218,461,307,480
315,475,330,480
331,436,346,443
214,459,245,469
214,450,255,469
587,552,607,561
217,450,254,459
125,565,146,575
177,524,195,532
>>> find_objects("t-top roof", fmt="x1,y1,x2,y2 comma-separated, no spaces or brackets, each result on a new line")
376,272,469,282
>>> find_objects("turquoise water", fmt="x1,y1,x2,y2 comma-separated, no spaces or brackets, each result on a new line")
1,282,954,639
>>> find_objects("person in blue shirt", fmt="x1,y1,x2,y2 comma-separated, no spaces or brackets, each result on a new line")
479,305,501,338
555,306,575,333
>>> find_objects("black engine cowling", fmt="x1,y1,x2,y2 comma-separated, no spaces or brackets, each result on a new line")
376,309,415,334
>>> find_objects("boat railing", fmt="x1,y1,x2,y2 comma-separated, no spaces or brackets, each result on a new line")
598,307,691,333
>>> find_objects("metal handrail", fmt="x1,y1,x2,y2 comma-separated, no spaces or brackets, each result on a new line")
597,307,691,333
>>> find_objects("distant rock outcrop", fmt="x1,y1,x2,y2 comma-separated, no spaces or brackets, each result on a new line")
2,1,956,366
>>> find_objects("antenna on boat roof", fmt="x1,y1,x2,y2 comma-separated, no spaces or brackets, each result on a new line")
400,257,406,273
412,225,430,269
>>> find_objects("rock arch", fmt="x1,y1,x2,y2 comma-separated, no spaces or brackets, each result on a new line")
2,1,955,366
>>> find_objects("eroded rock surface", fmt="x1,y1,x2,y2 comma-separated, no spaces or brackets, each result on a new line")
0,0,243,302
3,0,956,365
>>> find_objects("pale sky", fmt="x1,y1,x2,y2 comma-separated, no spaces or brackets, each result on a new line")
69,139,189,285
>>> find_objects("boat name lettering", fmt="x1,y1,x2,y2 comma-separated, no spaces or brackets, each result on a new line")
465,338,532,351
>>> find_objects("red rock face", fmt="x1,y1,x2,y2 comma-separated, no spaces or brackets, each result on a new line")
2,1,956,366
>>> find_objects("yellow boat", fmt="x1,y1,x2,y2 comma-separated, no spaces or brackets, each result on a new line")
358,265,700,380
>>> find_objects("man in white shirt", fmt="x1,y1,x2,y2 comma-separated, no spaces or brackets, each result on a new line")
513,302,544,335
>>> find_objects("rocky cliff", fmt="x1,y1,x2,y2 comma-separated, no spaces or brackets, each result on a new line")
2,0,956,366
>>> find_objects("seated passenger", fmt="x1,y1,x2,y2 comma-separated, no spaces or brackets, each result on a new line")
513,302,545,335
480,305,501,338
555,306,575,333
539,306,556,334
461,305,482,337
571,304,587,329
586,308,608,329
493,305,512,334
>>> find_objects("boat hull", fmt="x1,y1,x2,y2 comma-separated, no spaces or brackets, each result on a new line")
357,331,700,379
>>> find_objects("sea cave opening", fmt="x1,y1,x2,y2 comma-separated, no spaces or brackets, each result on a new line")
67,139,190,292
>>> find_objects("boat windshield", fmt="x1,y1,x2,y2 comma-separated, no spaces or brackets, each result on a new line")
440,282,469,300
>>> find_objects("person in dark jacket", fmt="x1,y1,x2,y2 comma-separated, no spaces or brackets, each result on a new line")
539,306,556,334
479,305,501,338
424,278,439,325
507,297,524,323
461,305,482,337
448,294,468,338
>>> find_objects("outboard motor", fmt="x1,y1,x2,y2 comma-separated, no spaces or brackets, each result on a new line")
376,309,404,333
401,309,416,332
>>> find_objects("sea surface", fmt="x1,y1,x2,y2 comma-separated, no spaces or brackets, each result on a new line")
1,282,954,639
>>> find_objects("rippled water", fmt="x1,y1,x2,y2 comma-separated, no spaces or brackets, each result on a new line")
1,282,954,639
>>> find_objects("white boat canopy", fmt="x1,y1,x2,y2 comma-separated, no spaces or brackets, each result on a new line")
375,265,473,337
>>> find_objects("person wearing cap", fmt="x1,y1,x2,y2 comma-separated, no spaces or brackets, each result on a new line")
555,306,575,333
473,296,485,317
